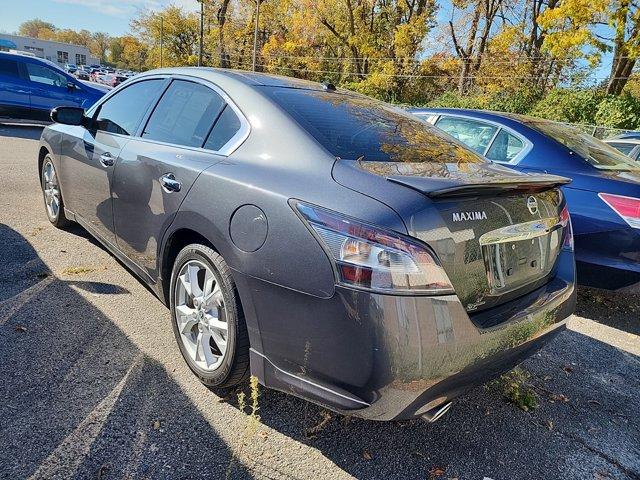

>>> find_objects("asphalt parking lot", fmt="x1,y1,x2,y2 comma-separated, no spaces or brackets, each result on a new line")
0,124,638,480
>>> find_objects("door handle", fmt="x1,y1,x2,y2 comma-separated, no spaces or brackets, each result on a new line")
99,152,114,167
160,173,181,193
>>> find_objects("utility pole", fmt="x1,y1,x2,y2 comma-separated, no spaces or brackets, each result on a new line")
252,0,260,71
160,15,164,68
198,0,204,66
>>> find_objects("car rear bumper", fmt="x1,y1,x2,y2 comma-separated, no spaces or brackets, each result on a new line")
240,249,576,421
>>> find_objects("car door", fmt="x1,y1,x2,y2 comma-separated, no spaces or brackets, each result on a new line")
111,78,246,277
22,60,86,121
58,78,167,244
0,55,31,120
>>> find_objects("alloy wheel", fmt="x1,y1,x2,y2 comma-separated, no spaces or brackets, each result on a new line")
42,160,60,220
174,260,228,371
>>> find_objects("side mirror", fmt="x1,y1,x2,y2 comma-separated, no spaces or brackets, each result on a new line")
51,106,85,126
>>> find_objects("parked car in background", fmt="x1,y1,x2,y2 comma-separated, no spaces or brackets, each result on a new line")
411,108,640,291
0,51,108,122
74,66,90,80
603,136,640,161
38,68,575,421
98,73,127,88
64,63,77,74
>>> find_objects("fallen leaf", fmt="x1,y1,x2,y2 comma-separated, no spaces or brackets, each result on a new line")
552,394,570,403
546,420,554,431
15,325,27,333
96,464,109,479
362,450,373,460
429,466,446,478
153,420,161,430
562,365,573,374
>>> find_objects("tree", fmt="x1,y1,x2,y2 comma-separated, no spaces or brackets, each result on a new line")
91,32,111,63
448,0,505,94
18,19,56,38
538,0,640,95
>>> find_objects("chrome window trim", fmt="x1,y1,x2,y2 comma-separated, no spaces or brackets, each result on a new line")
85,73,250,157
415,111,533,165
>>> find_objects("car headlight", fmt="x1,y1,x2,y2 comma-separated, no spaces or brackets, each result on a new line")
293,201,454,295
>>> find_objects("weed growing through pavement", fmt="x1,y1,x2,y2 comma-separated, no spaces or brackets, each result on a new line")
495,367,539,412
226,376,261,479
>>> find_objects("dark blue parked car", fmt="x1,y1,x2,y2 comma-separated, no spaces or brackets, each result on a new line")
0,51,108,123
411,108,640,291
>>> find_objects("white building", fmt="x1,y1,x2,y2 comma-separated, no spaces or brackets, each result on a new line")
0,33,100,66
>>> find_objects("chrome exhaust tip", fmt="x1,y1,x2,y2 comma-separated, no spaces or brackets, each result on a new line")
421,401,453,423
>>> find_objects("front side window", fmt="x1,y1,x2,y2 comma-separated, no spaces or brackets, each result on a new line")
94,79,164,136
485,129,525,162
25,63,68,87
435,116,498,155
142,80,226,148
264,88,484,164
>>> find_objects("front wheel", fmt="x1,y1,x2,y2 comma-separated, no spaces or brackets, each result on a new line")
169,244,250,388
41,155,71,228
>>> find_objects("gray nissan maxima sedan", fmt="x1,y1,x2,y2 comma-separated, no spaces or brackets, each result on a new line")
38,68,576,421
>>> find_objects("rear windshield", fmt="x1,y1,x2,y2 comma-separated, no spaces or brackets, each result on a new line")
524,119,640,171
264,87,484,164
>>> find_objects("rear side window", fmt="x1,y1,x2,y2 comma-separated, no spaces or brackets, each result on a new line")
203,105,241,151
265,87,484,164
485,129,525,162
435,116,498,155
142,80,226,148
95,79,164,136
0,58,19,77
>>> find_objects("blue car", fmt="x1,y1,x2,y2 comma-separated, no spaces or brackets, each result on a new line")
411,108,640,291
0,51,108,123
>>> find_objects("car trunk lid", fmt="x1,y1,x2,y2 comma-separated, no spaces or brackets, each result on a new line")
334,160,571,312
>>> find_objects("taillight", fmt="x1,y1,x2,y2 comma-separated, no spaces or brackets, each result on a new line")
293,202,454,295
559,204,574,250
599,193,640,229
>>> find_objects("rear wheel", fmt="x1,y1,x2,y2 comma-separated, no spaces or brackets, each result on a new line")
169,244,250,387
41,155,71,228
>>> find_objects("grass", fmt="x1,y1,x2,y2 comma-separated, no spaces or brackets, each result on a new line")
496,367,539,412
226,376,262,479
62,265,101,275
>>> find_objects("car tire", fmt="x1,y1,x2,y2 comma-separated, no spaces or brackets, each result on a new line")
169,243,250,388
41,154,71,229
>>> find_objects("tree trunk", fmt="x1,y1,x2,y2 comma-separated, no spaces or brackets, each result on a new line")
607,55,636,95
217,0,231,68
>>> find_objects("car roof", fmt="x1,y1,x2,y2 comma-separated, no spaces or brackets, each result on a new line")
134,67,343,93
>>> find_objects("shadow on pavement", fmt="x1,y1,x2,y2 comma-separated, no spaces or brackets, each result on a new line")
0,224,254,479
2,222,639,480
575,286,640,336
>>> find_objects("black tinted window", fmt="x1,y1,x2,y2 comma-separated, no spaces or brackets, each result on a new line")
265,87,483,164
95,79,164,136
203,105,241,151
0,58,19,77
143,80,225,147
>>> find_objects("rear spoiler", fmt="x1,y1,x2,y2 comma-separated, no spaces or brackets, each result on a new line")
387,174,571,198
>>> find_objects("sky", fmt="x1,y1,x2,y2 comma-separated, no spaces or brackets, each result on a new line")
0,0,199,37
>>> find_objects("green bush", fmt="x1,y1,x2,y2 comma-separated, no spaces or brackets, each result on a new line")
594,94,640,129
529,88,603,124
427,91,487,110
487,87,543,114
